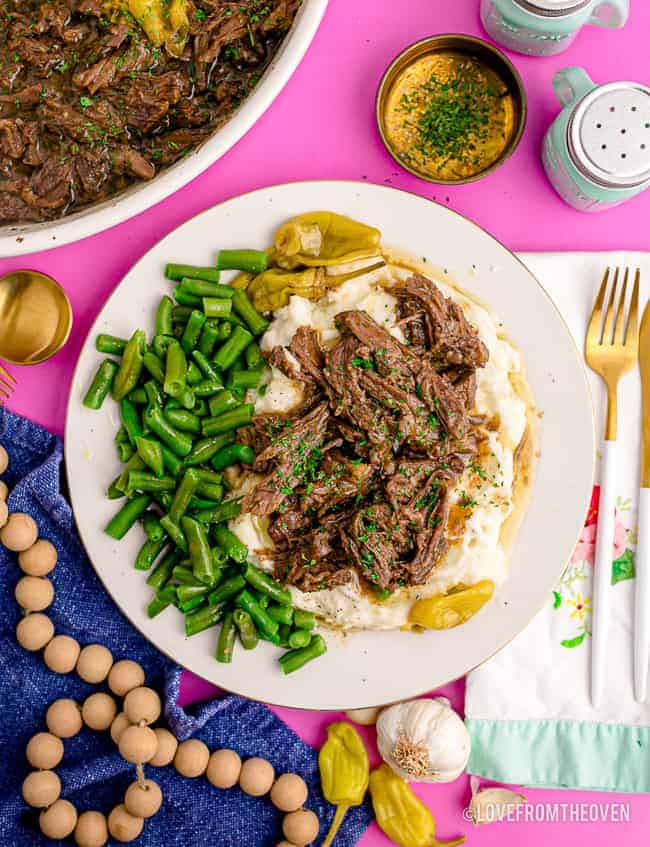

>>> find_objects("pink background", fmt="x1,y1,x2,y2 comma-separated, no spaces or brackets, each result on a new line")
4,0,650,843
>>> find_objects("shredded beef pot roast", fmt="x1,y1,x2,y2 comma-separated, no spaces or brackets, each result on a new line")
240,274,491,596
0,1,299,224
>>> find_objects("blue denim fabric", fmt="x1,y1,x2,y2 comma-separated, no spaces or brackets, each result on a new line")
0,409,372,846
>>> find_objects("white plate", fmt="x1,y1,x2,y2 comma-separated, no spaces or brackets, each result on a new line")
65,181,595,710
0,1,327,258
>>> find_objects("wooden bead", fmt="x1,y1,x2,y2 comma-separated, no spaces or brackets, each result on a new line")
22,769,61,808
123,686,161,726
107,804,144,843
44,634,81,674
15,575,54,611
118,725,158,764
108,660,145,697
0,499,7,528
82,692,117,731
74,810,109,847
0,480,7,500
0,512,38,551
16,612,54,651
40,799,78,840
282,809,320,846
0,444,8,473
173,739,209,778
239,757,275,797
124,779,162,818
206,748,241,789
76,644,113,684
26,732,64,769
149,727,177,767
271,773,309,813
46,698,82,738
110,712,132,745
18,538,57,576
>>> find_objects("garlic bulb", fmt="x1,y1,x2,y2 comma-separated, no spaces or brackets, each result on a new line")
344,708,381,726
469,777,526,824
376,697,470,782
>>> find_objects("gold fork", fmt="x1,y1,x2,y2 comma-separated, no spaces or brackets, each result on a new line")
585,267,640,707
0,362,15,404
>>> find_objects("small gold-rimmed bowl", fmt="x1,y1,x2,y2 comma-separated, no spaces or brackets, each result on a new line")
376,34,527,185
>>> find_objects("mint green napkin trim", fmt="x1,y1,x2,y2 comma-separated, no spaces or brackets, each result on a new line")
466,718,650,793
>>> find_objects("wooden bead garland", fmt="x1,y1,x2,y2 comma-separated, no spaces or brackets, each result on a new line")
3,449,320,846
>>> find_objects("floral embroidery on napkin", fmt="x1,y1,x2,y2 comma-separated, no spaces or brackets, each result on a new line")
552,486,637,649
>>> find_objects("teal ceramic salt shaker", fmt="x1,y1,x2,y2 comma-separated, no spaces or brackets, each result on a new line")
480,0,628,56
542,68,650,212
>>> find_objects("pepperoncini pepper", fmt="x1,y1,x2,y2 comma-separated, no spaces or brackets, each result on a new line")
274,212,382,269
319,721,370,847
369,764,466,847
409,580,494,630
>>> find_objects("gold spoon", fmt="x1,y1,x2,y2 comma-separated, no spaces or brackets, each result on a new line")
0,270,72,365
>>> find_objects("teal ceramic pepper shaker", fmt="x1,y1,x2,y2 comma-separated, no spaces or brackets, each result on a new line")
542,67,650,211
480,0,628,56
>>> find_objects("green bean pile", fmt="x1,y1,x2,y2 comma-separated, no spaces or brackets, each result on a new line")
83,249,327,675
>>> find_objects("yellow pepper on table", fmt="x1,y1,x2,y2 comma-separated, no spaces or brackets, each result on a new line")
369,764,466,847
274,211,382,269
319,721,370,847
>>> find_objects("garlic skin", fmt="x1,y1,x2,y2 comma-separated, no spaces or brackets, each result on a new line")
469,785,526,824
344,708,381,726
376,697,470,783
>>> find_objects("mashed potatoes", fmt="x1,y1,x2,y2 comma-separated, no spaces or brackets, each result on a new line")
230,263,529,631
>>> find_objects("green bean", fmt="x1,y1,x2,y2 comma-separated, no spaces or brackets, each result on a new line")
179,277,234,298
164,408,201,434
185,362,201,385
217,249,268,274
292,609,316,630
116,424,130,444
142,511,165,541
160,444,184,478
105,494,150,540
179,594,207,614
112,329,146,401
172,305,192,325
288,629,311,649
185,601,226,636
194,468,223,486
147,549,179,589
127,471,176,494
144,405,193,457
127,387,147,404
214,525,248,563
228,354,246,374
144,380,164,409
185,433,235,467
198,322,220,358
212,546,228,570
213,325,254,371
215,321,232,342
152,333,175,361
119,398,144,445
116,440,135,463
236,590,279,638
164,341,187,398
107,478,125,499
279,634,327,674
195,499,242,524
193,378,224,397
267,603,294,626
243,561,292,605
202,297,232,319
83,359,119,410
147,584,177,618
155,295,174,336
181,309,206,353
135,436,164,478
192,350,223,383
231,289,269,336
208,390,240,418
188,492,222,509
173,285,202,308
196,482,223,502
194,396,209,417
178,387,196,411
135,538,166,571
115,454,145,495
255,591,270,610
177,582,211,605
202,404,254,437
166,263,220,283
182,516,215,585
170,469,200,523
220,313,247,329
228,367,267,391
245,342,264,370
143,351,166,383
233,609,258,650
159,514,188,552
278,624,291,647
211,443,255,471
172,565,200,585
208,575,246,605
216,611,236,663
96,334,127,356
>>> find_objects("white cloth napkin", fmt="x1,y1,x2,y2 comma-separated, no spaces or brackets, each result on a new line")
465,251,650,793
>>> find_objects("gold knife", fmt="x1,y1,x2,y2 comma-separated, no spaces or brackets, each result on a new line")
635,299,650,701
